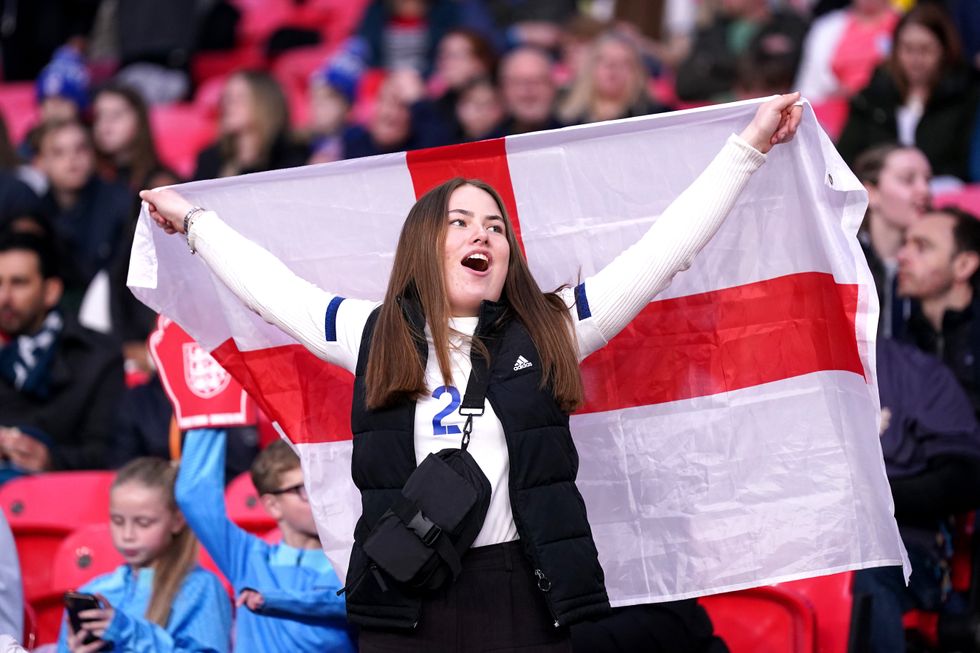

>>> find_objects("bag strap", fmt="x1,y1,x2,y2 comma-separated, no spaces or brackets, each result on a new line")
458,350,489,450
390,495,463,579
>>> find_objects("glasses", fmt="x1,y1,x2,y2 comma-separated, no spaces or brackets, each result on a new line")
268,482,308,502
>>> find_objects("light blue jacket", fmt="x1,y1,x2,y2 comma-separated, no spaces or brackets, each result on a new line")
175,429,354,653
56,564,231,652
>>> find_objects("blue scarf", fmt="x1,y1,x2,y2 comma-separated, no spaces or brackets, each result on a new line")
0,310,63,400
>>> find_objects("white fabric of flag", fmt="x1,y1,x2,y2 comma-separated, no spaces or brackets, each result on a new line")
129,98,909,606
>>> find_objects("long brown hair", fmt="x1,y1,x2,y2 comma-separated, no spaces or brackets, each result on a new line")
365,178,584,413
93,83,162,190
112,458,198,627
220,70,291,174
888,3,964,100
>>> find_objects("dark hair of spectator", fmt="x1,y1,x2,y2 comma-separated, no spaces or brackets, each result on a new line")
94,83,163,191
445,28,498,82
853,143,906,186
0,113,18,170
250,439,301,495
30,117,91,155
932,206,980,257
220,70,291,169
888,3,964,100
0,230,59,279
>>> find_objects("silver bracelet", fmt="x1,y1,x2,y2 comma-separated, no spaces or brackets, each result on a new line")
183,207,206,254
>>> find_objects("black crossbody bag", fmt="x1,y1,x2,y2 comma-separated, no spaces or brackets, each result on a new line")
360,356,492,593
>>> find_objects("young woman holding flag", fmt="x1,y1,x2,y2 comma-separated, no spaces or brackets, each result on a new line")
140,92,802,652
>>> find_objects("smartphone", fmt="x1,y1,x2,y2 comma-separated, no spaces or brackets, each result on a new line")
63,591,103,645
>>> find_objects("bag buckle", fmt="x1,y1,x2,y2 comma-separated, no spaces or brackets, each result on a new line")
408,511,442,546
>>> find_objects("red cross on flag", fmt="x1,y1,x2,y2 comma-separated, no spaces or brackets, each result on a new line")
129,99,908,605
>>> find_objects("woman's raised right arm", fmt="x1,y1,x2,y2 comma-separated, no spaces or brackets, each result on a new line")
140,189,374,372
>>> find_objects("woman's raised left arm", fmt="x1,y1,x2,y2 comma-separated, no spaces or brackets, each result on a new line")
568,93,803,359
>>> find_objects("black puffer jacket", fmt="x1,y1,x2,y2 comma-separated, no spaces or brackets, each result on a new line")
344,297,610,630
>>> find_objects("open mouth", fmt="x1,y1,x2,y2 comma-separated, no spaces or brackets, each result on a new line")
461,253,490,272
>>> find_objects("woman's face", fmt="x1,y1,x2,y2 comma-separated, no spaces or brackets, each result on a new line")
442,184,511,316
457,83,503,139
437,34,485,90
869,148,932,229
109,482,184,569
895,23,944,89
370,82,411,148
93,93,139,158
593,40,635,101
221,76,255,134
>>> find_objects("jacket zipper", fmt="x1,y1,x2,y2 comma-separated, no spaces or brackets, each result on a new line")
533,568,560,627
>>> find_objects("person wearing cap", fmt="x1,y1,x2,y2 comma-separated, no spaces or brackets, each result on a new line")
307,47,364,165
18,46,91,163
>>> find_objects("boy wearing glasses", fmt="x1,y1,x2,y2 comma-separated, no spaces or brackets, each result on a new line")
176,429,355,652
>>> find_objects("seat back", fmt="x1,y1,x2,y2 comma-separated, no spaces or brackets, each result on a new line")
1,471,114,600
700,585,817,653
776,572,854,653
225,471,276,534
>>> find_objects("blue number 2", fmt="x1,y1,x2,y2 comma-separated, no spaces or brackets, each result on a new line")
432,385,462,435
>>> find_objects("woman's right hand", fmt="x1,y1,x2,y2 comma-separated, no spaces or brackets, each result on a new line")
139,188,196,235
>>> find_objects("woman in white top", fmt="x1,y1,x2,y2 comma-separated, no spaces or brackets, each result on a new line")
139,92,802,653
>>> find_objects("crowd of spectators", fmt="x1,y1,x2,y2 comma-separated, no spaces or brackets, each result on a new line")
2,0,980,651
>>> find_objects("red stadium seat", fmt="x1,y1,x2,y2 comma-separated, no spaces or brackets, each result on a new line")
225,471,276,535
0,82,38,145
150,103,217,179
811,99,850,142
776,572,854,653
0,471,114,601
194,75,227,119
191,45,266,86
30,522,122,646
700,585,817,653
935,184,980,217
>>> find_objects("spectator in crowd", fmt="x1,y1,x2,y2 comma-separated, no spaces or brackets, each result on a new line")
482,0,578,51
674,0,808,103
898,206,980,413
853,143,932,338
176,429,354,653
498,46,562,135
93,83,178,192
32,118,130,313
307,48,364,165
794,0,899,104
110,372,260,483
342,71,450,159
193,71,308,181
854,337,980,653
555,14,606,88
353,0,496,76
454,76,506,142
558,31,666,126
0,510,21,639
430,28,497,129
0,232,124,473
837,3,980,181
57,457,232,652
0,115,42,229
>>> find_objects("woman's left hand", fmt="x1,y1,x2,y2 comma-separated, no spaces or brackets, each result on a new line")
739,92,804,155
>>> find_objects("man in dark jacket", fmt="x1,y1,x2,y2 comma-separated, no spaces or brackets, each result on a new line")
897,206,980,413
0,231,123,473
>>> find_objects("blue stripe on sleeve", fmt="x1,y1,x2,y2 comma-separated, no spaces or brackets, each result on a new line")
574,283,591,320
324,296,345,342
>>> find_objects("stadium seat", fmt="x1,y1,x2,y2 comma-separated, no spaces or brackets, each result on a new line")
191,45,266,86
700,585,817,653
30,522,122,645
0,82,38,144
935,184,980,217
149,103,216,179
776,572,854,653
225,471,277,534
23,602,37,651
811,99,849,142
0,471,114,601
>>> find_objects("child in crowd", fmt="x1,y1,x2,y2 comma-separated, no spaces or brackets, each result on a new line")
58,457,231,652
175,429,354,653
307,47,364,165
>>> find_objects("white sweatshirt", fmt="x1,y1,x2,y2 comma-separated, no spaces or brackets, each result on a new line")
189,134,766,546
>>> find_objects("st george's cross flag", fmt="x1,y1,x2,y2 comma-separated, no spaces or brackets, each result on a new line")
129,98,909,606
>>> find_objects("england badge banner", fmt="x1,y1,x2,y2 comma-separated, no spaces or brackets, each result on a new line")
129,98,909,605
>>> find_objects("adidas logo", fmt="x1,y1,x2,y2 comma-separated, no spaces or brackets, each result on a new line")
513,355,533,371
